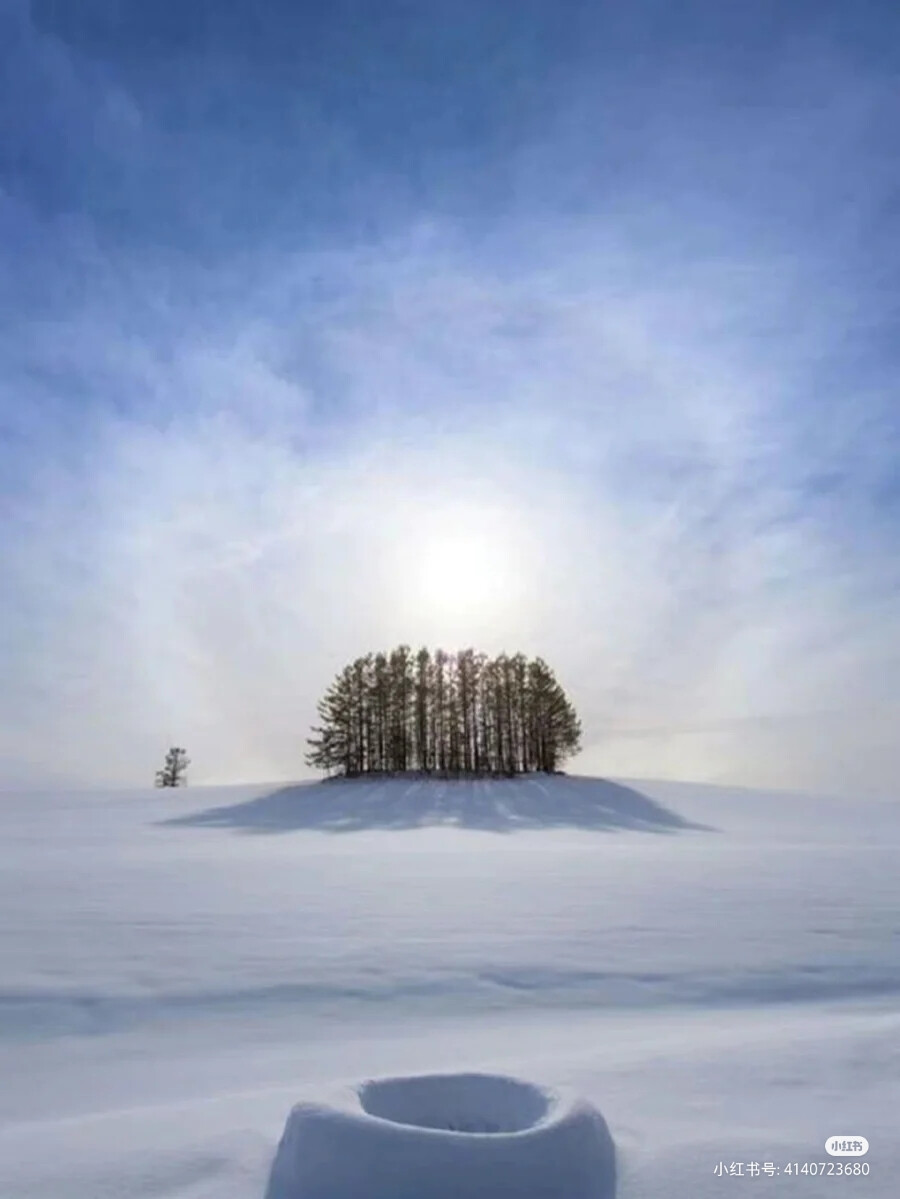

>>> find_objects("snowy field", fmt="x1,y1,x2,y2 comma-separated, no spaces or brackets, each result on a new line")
0,774,897,1197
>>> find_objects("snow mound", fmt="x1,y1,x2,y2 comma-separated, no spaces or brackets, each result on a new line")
265,1071,616,1199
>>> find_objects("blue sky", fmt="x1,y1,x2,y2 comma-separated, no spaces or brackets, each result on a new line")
2,0,899,793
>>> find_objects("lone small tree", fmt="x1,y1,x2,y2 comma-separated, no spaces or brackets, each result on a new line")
156,747,190,788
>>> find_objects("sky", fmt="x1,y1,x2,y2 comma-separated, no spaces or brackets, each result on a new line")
1,0,899,796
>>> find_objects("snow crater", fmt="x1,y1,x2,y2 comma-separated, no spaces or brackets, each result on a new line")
266,1071,616,1199
358,1071,550,1133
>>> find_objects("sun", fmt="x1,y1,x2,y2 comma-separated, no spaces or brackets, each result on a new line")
390,497,533,635
416,530,507,621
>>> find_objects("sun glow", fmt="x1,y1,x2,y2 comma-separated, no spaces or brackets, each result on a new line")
417,530,507,619
396,500,533,635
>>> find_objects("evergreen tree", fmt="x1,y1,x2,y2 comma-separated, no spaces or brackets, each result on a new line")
414,647,431,772
155,746,190,787
389,645,413,772
306,669,353,777
433,648,447,773
373,652,389,771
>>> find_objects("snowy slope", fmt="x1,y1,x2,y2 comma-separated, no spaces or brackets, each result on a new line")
0,774,897,1197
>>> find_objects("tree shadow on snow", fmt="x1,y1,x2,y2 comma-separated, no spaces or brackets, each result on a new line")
161,775,712,836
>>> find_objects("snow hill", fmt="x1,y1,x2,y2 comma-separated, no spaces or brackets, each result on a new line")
0,773,898,1197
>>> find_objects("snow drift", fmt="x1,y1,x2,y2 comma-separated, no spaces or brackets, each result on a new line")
265,1072,615,1199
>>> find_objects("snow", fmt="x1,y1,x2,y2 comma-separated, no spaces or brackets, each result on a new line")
0,774,898,1196
266,1073,614,1198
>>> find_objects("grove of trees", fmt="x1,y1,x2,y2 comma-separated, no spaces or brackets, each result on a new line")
306,647,581,778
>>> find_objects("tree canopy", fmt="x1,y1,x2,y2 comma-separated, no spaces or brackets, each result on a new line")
306,647,581,778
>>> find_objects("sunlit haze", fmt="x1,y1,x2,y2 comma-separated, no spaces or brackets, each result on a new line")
1,0,899,795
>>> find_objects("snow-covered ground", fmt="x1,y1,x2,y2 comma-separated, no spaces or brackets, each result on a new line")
0,774,897,1197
